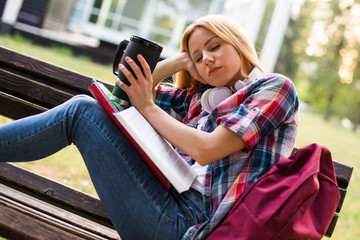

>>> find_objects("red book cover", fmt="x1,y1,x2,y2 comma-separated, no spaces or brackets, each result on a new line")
88,79,170,190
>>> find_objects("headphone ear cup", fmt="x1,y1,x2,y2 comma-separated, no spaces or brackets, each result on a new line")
201,88,214,113
208,87,232,109
234,80,246,90
201,87,233,113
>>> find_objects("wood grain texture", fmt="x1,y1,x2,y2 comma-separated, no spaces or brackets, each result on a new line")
0,92,45,119
0,46,93,91
0,163,112,226
0,45,113,111
0,183,120,239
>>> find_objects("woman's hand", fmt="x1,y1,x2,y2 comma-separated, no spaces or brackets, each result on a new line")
115,54,155,112
151,52,205,86
181,52,205,83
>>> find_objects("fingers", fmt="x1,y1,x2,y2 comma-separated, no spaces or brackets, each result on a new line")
115,55,153,93
115,76,129,91
137,54,152,80
117,58,138,87
124,56,143,79
115,55,154,110
117,63,132,85
117,55,152,83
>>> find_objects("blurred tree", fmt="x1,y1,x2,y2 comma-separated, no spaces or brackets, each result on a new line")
276,0,360,130
275,0,317,82
354,51,360,131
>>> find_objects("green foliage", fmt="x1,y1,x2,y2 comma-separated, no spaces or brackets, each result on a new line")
332,83,360,121
277,0,360,128
275,0,317,82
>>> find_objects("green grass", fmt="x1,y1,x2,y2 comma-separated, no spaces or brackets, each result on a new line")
1,35,359,239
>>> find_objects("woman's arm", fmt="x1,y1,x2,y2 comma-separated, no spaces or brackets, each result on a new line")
116,54,244,165
140,103,245,166
151,52,204,87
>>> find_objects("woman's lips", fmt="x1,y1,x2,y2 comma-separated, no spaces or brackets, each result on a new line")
208,67,221,77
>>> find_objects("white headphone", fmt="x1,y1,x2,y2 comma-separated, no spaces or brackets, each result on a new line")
201,67,264,113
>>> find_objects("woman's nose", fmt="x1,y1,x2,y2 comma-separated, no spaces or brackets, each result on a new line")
203,51,214,65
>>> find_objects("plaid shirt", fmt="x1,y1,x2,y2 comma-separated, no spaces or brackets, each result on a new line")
155,74,300,239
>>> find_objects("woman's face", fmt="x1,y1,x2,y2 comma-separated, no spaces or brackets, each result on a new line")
188,27,243,87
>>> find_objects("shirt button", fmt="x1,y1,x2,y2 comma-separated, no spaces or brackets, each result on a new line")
203,194,209,199
189,230,194,235
252,107,259,112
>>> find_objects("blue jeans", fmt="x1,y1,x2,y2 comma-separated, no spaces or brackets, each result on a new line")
0,95,205,240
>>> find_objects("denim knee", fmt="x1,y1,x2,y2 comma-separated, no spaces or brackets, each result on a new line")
64,94,102,116
68,94,97,107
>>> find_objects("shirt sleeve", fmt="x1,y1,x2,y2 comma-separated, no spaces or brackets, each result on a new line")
155,83,199,121
216,74,299,149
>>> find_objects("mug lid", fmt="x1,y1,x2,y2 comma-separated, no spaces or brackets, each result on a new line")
130,35,163,51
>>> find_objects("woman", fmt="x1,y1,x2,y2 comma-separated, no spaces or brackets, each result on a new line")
0,15,299,239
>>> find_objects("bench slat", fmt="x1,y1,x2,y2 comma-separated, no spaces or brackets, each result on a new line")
325,214,339,238
0,67,76,108
333,161,353,189
0,203,86,240
0,46,93,92
0,163,112,226
0,92,46,119
0,183,120,240
0,46,114,108
337,187,347,213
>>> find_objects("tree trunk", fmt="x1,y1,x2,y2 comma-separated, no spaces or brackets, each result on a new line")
353,101,360,132
323,91,335,121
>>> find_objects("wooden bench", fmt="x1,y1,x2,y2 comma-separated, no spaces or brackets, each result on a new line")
0,46,354,239
0,46,118,239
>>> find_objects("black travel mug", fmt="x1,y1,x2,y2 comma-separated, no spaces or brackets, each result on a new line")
112,35,163,108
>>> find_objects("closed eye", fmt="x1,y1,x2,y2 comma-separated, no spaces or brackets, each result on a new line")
211,44,220,51
194,44,220,63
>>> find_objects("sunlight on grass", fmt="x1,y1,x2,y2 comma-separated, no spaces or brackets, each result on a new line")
15,145,96,195
0,116,96,196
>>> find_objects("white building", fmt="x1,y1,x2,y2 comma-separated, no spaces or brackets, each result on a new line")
0,0,293,72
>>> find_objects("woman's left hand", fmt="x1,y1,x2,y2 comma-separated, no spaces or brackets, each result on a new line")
115,54,155,112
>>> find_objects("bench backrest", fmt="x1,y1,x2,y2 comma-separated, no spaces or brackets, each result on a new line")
0,46,113,119
327,161,353,236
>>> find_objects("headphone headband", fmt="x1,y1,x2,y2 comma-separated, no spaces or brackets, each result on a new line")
201,68,264,113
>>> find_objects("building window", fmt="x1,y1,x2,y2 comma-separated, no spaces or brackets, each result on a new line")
69,0,214,55
89,0,102,23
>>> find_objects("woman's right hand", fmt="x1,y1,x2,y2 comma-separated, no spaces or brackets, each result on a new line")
151,52,205,87
180,52,205,83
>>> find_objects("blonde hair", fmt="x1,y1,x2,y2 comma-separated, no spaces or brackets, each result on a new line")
176,14,264,89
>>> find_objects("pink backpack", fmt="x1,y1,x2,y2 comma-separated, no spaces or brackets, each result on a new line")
207,143,340,240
